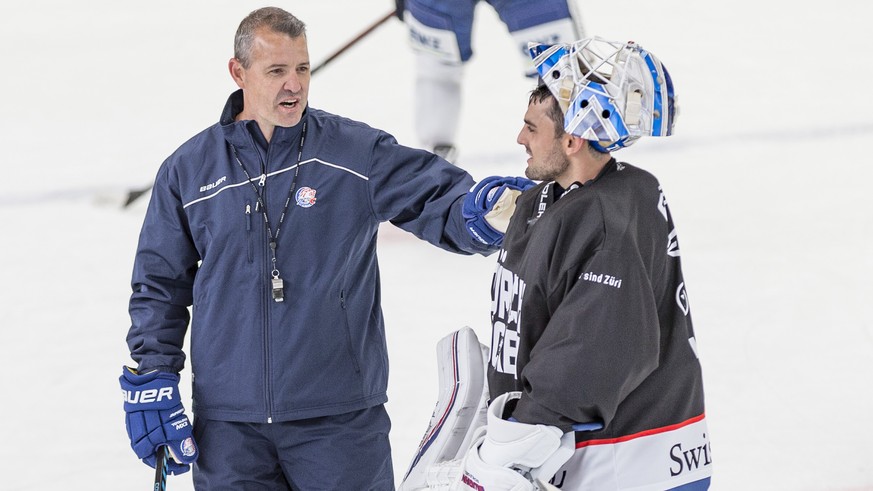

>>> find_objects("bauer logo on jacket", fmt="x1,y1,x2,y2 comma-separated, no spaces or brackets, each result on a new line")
295,187,317,208
199,175,226,193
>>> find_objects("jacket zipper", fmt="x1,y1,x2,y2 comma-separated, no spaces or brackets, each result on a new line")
238,131,276,424
242,130,275,424
260,137,274,424
262,208,274,424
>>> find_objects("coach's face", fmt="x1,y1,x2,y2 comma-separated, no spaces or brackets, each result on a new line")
230,28,310,141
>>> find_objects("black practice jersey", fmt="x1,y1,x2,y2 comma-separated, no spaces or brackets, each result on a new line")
488,158,707,444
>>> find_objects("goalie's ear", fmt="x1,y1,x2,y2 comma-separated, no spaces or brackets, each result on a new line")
564,134,587,158
398,327,490,491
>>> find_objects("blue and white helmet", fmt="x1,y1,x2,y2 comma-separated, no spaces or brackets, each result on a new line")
529,37,677,152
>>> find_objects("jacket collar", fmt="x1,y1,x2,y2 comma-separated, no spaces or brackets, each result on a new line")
220,89,307,151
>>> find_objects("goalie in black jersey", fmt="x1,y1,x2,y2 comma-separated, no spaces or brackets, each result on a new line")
402,38,712,491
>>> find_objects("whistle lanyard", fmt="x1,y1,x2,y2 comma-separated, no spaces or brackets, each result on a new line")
230,121,307,303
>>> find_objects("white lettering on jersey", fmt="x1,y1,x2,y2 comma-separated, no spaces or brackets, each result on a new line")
490,250,525,378
688,336,699,359
667,228,681,257
537,185,550,218
657,185,669,221
491,321,519,378
676,282,690,316
580,271,623,289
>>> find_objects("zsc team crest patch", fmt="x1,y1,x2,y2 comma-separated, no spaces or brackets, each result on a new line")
295,187,317,208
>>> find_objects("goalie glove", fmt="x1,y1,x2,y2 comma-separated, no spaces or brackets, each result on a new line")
119,367,199,475
446,391,575,490
462,391,575,490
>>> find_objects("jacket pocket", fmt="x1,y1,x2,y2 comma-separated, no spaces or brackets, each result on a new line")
244,201,254,263
340,289,362,373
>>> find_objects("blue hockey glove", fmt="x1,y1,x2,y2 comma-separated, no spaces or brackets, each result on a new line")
119,367,199,475
462,176,536,246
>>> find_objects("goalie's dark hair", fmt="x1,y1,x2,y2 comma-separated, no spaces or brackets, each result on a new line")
529,84,609,156
529,84,565,139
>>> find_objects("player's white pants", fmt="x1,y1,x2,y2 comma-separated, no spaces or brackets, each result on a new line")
413,52,464,151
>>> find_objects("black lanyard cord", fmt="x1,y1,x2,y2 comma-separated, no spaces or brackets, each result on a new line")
230,121,307,301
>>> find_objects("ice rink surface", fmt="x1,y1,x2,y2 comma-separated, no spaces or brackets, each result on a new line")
1,1,872,489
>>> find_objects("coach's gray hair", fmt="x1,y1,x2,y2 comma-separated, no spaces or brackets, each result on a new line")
234,7,306,69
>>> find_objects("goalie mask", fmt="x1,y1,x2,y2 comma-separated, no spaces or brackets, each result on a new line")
529,37,677,152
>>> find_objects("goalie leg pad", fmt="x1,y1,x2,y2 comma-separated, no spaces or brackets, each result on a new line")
399,327,489,491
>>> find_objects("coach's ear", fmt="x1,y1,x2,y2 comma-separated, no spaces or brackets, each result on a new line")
229,57,246,88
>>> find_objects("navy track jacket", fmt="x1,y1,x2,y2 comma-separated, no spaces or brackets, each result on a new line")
127,90,494,423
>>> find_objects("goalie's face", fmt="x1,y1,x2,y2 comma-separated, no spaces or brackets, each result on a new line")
229,28,310,141
517,99,571,182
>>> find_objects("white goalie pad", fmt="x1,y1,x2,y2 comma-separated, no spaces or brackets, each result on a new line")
398,327,490,491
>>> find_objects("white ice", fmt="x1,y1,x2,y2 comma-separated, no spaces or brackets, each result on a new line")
1,1,871,490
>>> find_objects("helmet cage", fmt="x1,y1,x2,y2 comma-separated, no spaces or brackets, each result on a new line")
529,37,676,151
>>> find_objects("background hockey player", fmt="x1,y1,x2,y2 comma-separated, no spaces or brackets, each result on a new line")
410,38,713,490
395,0,584,163
118,6,534,489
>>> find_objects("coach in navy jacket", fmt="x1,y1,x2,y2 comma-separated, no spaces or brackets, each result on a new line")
122,7,501,489
129,89,491,419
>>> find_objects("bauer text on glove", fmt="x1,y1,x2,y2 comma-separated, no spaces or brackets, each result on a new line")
120,366,199,475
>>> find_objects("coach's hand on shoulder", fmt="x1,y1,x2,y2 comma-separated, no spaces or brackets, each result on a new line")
119,366,199,474
463,176,536,246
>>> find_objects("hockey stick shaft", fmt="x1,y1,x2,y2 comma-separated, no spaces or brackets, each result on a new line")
153,445,168,491
123,184,152,208
311,9,396,75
